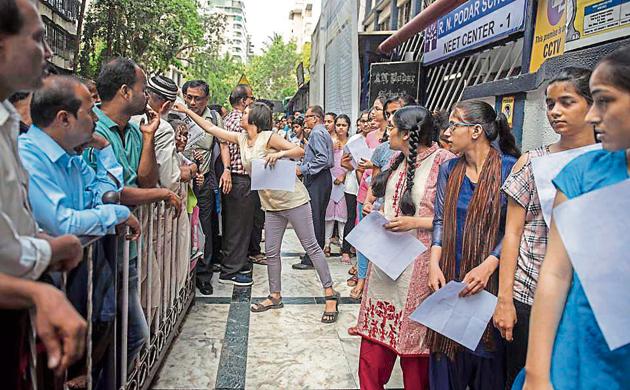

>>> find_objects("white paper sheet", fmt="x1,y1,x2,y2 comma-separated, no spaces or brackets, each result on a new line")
553,178,630,350
344,135,374,168
409,281,498,351
345,212,427,280
250,159,296,192
331,183,345,203
530,144,602,227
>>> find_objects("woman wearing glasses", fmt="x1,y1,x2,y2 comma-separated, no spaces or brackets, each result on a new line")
427,100,520,389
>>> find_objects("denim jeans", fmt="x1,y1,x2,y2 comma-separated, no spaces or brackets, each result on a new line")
356,203,369,279
127,257,149,363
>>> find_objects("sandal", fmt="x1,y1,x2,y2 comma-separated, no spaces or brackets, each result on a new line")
249,254,268,265
324,246,331,257
251,295,283,312
350,286,363,300
348,265,357,276
321,291,340,323
347,275,358,287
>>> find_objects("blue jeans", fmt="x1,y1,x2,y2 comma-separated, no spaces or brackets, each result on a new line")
127,258,149,363
356,203,369,279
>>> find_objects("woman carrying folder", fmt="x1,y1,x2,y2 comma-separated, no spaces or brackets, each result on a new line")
492,67,596,388
173,102,341,323
427,100,520,389
516,45,630,390
355,106,454,389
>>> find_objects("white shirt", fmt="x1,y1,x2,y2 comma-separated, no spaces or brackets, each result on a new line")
130,114,181,190
0,100,51,279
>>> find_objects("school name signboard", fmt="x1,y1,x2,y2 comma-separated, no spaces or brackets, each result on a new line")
422,0,527,65
369,61,420,106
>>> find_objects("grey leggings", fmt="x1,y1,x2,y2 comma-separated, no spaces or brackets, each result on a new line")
265,202,334,293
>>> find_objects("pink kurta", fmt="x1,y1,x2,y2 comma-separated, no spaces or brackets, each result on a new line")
356,144,455,356
325,147,348,222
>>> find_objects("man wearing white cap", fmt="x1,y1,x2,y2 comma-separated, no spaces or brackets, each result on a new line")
131,74,196,190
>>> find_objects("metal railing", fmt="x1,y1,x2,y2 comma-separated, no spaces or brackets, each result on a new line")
29,188,196,390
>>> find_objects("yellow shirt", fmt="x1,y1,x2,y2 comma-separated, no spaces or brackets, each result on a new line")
237,131,310,211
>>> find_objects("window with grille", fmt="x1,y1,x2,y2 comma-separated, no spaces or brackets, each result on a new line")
41,0,80,21
423,38,524,110
42,16,76,61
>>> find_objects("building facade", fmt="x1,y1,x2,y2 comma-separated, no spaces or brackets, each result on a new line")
359,0,630,151
204,0,251,63
38,0,81,72
362,0,420,33
309,0,360,133
289,0,314,49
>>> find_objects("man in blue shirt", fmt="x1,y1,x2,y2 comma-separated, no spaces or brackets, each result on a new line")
19,76,140,237
19,75,142,384
293,105,334,269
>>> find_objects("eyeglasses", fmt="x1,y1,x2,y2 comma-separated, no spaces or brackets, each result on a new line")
305,114,317,119
448,121,478,130
185,94,208,103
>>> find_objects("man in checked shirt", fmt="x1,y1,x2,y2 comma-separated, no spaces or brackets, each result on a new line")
218,84,257,286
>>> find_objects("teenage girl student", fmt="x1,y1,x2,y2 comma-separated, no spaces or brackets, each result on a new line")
427,100,521,389
174,102,341,323
342,111,371,272
352,94,416,299
324,114,351,258
355,106,454,389
517,45,630,390
492,67,596,387
352,99,387,299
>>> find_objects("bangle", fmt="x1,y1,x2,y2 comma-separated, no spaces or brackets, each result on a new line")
224,167,231,171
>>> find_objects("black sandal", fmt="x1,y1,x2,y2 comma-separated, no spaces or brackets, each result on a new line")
251,295,283,313
321,291,340,323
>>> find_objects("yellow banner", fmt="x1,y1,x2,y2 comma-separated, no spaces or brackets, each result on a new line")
529,0,568,72
501,96,515,128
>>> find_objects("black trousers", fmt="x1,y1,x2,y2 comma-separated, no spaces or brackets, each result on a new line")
221,174,256,278
341,192,357,254
194,172,221,282
505,299,532,388
301,169,332,265
248,193,265,257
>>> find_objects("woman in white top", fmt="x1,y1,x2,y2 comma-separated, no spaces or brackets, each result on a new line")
174,102,341,323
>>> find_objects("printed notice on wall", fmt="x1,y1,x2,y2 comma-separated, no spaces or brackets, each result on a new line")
566,0,630,50
422,0,527,65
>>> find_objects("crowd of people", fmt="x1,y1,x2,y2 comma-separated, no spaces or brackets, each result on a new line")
1,0,629,389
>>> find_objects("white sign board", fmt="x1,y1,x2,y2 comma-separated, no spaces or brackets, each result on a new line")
423,0,527,65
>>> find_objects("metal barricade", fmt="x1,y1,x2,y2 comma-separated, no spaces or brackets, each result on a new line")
29,190,195,390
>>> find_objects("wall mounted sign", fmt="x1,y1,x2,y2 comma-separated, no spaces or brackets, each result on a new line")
422,0,527,65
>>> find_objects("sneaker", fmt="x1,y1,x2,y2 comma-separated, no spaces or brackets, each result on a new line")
239,266,253,275
218,274,253,286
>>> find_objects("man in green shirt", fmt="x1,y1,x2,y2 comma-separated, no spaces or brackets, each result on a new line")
84,57,181,365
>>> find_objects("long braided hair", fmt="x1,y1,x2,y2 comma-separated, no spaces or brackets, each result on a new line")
371,106,436,216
